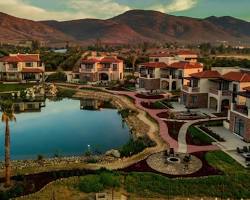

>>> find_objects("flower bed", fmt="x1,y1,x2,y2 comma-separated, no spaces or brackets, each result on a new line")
199,126,225,142
135,94,164,99
141,101,167,109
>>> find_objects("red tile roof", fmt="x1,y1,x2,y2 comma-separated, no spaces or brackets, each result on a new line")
140,62,168,68
176,50,198,56
169,61,203,69
243,86,250,91
222,72,250,82
22,68,44,73
0,54,40,62
149,52,173,57
82,58,100,64
100,57,122,63
190,70,221,79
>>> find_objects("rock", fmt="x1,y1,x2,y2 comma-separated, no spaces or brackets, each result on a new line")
105,149,121,158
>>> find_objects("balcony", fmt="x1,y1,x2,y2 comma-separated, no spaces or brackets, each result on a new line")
182,85,200,93
80,68,96,73
232,104,250,118
6,67,19,72
99,67,112,73
140,73,155,78
209,88,232,96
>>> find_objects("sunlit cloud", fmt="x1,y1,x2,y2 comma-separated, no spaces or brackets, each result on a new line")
149,0,198,13
0,0,198,21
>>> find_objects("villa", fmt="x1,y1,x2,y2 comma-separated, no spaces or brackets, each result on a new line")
0,54,45,83
229,86,250,142
72,55,124,83
138,51,203,91
181,68,250,113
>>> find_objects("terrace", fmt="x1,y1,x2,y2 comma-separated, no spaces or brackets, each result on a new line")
182,85,200,93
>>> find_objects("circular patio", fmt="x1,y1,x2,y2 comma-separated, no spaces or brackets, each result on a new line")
146,151,202,175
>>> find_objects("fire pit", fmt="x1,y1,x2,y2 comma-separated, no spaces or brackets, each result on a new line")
167,156,181,163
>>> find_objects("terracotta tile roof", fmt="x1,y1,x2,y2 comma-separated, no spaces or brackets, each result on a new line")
169,61,203,69
243,86,250,91
190,70,221,79
149,52,173,57
176,50,198,56
100,57,122,63
22,68,44,73
140,62,168,68
0,54,40,62
82,58,100,64
222,72,250,82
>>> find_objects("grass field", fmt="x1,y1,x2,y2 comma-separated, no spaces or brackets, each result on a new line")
0,84,33,92
15,151,250,200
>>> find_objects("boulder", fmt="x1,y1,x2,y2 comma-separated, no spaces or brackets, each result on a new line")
105,149,121,158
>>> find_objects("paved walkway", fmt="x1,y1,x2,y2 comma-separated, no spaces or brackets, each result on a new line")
111,90,226,154
57,84,224,154
178,118,226,153
209,126,249,167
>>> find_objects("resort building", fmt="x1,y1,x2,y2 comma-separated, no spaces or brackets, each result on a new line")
0,54,45,82
181,68,250,113
137,50,202,91
138,60,203,91
72,55,124,83
229,87,250,142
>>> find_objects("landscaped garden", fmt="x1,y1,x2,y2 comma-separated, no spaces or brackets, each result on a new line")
0,84,34,92
10,151,250,200
187,126,215,146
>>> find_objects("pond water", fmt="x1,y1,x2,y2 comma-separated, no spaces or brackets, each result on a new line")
0,98,130,160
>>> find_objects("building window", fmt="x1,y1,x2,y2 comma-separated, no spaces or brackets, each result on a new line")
25,62,33,67
234,117,245,137
113,64,118,71
191,96,197,104
154,58,159,62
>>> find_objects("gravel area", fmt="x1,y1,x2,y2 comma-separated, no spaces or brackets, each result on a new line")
146,152,202,175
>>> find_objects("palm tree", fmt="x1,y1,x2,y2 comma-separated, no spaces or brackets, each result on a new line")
1,100,16,187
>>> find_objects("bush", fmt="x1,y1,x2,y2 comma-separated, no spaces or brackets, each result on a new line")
100,173,120,188
118,108,135,118
120,137,155,157
188,126,215,145
78,175,104,193
57,89,76,98
47,71,67,82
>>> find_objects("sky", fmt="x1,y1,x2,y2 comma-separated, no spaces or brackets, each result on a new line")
0,0,249,22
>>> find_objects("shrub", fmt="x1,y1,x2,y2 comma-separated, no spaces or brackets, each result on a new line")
47,71,67,82
120,137,155,157
78,175,104,193
100,173,120,188
57,88,76,98
188,126,215,145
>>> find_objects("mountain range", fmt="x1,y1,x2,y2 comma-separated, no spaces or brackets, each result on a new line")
0,10,250,46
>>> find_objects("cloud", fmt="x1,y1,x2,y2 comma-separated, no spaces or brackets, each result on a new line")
0,0,197,21
149,0,198,13
0,0,130,21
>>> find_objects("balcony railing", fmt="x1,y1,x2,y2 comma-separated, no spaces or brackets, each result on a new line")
6,67,19,72
182,85,200,93
80,68,95,73
140,74,155,78
99,67,112,72
232,104,250,117
209,88,232,96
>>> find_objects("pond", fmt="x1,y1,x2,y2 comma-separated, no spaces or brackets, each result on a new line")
0,98,130,160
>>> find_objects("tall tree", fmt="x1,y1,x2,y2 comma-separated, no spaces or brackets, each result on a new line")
1,100,16,187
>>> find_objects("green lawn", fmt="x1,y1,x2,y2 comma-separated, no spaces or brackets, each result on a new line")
124,151,250,199
188,126,215,145
13,151,250,200
0,84,33,92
